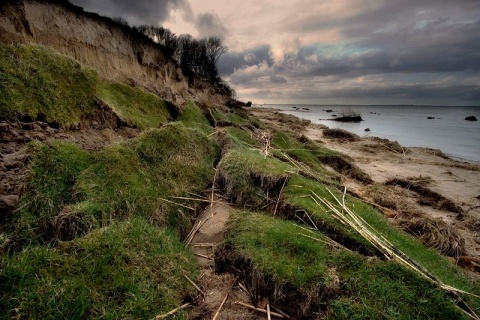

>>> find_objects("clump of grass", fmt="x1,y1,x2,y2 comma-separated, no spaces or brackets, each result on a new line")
271,130,338,184
217,147,294,208
400,217,466,258
319,155,373,184
177,101,214,135
323,128,360,141
15,122,219,244
0,218,197,319
216,127,260,153
386,178,463,213
16,141,94,244
0,44,97,126
211,106,262,129
217,211,466,319
96,81,173,129
74,122,219,232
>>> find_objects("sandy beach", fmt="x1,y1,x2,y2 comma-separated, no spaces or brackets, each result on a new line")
249,107,480,274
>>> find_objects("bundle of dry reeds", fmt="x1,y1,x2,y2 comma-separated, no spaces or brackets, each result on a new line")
310,187,479,320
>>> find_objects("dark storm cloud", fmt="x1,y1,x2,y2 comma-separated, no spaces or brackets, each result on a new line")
217,45,273,75
195,12,228,41
69,0,193,26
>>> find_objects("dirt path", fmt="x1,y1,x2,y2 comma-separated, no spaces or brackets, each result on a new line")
188,196,257,319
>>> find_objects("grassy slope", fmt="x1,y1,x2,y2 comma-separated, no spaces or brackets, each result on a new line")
1,42,478,319
212,109,479,317
223,211,467,319
96,81,173,129
0,44,97,126
0,218,197,319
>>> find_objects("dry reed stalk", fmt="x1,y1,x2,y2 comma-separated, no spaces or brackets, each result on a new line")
212,276,239,320
267,301,272,320
158,197,195,211
273,177,288,216
193,253,213,260
171,196,219,203
310,188,480,319
154,303,190,319
234,301,288,319
210,168,218,212
183,274,205,296
192,243,218,247
185,212,217,246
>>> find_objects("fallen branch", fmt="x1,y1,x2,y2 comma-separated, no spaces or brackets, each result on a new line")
193,253,213,260
158,197,195,211
154,303,190,319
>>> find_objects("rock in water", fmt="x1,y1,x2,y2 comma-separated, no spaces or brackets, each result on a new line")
465,115,478,121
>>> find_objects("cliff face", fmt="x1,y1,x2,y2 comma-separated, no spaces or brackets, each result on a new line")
0,0,229,105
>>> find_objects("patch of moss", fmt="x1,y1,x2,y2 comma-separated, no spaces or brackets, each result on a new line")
0,218,197,319
96,81,173,129
0,44,97,126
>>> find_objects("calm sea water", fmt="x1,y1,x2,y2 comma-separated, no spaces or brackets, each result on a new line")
261,104,480,163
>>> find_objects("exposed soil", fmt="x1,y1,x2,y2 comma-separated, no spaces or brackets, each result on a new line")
187,196,259,320
0,106,140,222
248,107,480,275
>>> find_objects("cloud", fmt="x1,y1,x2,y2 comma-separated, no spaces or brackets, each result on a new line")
194,12,228,40
69,0,194,26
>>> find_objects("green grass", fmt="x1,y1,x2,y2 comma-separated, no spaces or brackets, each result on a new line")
218,147,295,207
0,218,197,319
271,130,339,184
96,81,173,129
0,44,97,126
74,122,219,230
15,141,94,242
211,106,262,128
15,122,219,244
177,101,214,135
221,211,468,319
282,175,479,309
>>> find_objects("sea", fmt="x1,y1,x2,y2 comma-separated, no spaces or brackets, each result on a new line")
258,104,480,163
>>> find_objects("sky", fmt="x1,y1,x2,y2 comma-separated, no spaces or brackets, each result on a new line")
70,0,480,106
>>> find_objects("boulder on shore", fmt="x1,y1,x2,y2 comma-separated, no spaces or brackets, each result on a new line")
465,115,478,121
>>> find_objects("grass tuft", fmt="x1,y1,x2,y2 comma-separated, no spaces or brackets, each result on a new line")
0,218,197,319
177,101,214,135
96,81,173,129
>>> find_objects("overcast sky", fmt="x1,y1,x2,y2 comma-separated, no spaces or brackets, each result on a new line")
71,0,480,106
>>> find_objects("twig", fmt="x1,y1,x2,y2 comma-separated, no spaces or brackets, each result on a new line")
234,301,287,319
171,196,218,203
183,274,205,296
267,301,272,320
154,303,190,319
270,304,291,319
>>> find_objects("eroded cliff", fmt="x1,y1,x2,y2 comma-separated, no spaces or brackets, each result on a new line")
0,0,230,105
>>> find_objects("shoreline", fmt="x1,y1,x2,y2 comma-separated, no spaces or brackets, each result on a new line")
249,107,480,272
251,105,480,164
